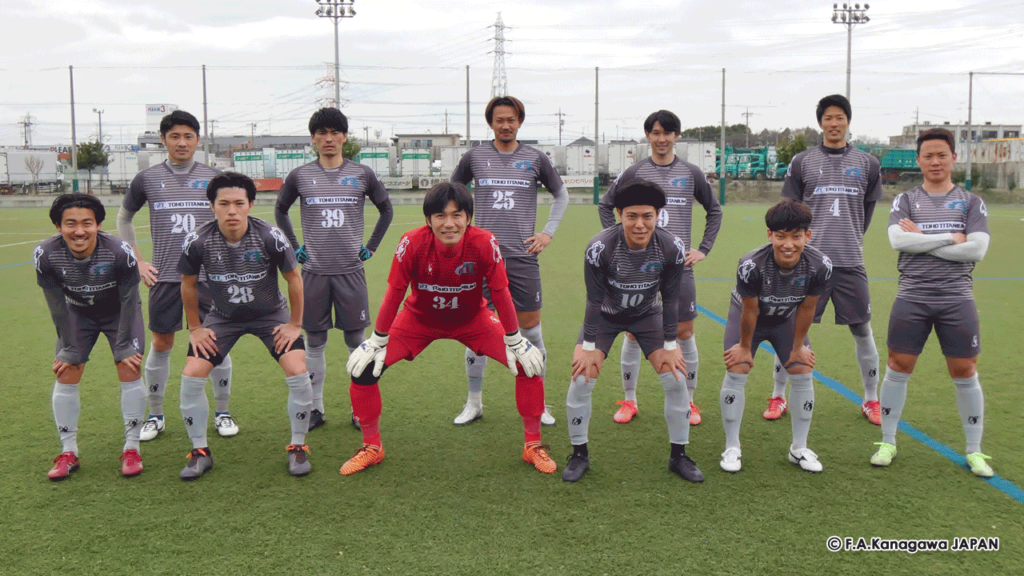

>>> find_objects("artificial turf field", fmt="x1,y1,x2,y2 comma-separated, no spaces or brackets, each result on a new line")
0,201,1021,575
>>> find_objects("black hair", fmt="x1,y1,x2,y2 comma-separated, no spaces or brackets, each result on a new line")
422,182,474,219
50,193,106,225
485,96,526,124
765,199,813,232
159,110,200,137
308,107,349,135
612,178,667,211
643,110,681,135
206,172,257,203
916,127,956,155
816,94,852,124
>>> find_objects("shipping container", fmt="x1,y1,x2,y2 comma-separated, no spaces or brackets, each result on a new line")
400,149,431,177
566,141,596,176
232,151,265,179
358,146,392,177
438,146,468,176
275,148,313,179
607,142,637,177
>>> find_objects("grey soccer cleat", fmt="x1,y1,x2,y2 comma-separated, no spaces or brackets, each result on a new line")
562,453,590,482
669,453,705,483
287,445,312,477
180,447,213,481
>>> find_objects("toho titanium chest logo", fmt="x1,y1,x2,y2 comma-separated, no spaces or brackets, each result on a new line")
945,199,968,213
586,240,606,266
738,259,756,283
455,261,476,275
641,260,663,274
514,160,532,170
152,200,209,211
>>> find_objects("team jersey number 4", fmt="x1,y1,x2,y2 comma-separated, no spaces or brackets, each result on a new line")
829,198,841,217
492,191,515,210
433,296,459,309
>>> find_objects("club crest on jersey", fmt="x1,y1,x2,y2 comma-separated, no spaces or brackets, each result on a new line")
945,199,968,213
673,237,687,263
641,260,663,274
241,250,262,263
395,236,410,262
182,231,199,253
490,235,502,263
337,177,359,187
586,240,605,266
90,263,113,275
187,179,211,190
844,167,862,180
738,259,756,282
514,161,532,170
33,246,44,273
822,255,833,280
890,193,904,213
270,227,290,252
455,261,476,275
120,241,137,267
670,177,688,188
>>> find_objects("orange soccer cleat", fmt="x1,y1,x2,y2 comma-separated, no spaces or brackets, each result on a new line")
689,402,702,426
340,444,385,476
763,396,788,420
522,442,557,474
613,400,638,424
861,400,881,426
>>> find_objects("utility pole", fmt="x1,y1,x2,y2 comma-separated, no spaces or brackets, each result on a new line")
557,108,565,146
250,123,257,149
966,71,974,191
742,107,753,147
444,110,448,134
465,65,470,145
69,65,79,192
93,108,104,189
202,64,209,159
210,120,218,156
364,125,369,144
594,66,599,203
719,68,726,204
21,113,35,148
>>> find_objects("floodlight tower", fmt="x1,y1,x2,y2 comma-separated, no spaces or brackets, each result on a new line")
314,0,357,108
832,3,870,100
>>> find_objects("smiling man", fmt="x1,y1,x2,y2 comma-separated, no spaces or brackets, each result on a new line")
342,182,553,476
775,95,883,425
36,194,146,480
718,199,833,474
177,173,312,480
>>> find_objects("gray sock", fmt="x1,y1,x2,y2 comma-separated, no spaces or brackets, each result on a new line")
879,368,911,445
306,344,328,413
465,348,487,398
566,374,596,446
788,373,814,451
853,331,880,402
209,353,232,413
286,373,313,445
520,324,547,378
660,371,690,445
121,378,146,451
179,375,209,449
620,337,642,402
144,345,173,416
678,335,699,403
720,372,749,450
52,382,80,454
771,353,788,398
953,373,985,454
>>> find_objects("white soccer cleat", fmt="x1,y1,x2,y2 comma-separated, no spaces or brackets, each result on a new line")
788,446,823,473
453,403,483,426
720,447,742,472
215,414,239,437
139,417,165,442
541,405,556,426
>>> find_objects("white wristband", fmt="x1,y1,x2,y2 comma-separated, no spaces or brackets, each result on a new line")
663,341,678,351
581,341,596,351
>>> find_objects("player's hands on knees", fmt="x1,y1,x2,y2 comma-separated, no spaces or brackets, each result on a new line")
138,260,158,287
524,233,552,255
189,326,218,359
684,249,706,267
347,331,388,378
652,345,687,381
724,344,754,370
571,346,603,380
117,353,144,376
786,345,815,370
898,218,921,234
53,358,75,378
273,322,302,354
504,331,544,377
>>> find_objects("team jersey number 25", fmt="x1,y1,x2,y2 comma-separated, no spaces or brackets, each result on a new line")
492,191,515,210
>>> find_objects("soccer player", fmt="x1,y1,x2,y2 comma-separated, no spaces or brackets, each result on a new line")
598,110,722,426
177,173,313,480
118,110,237,441
36,194,146,480
718,199,832,473
450,96,568,426
276,108,393,432
563,179,699,483
870,128,993,477
775,95,883,424
342,182,553,476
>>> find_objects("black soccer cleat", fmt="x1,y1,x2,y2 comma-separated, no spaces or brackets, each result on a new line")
669,454,704,483
350,409,361,431
308,409,326,432
562,453,590,482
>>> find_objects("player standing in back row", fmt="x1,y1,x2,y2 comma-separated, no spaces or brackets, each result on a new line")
118,110,237,441
450,96,568,426
598,110,722,426
276,108,393,432
775,95,883,425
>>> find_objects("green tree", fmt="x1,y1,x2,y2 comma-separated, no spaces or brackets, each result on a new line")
77,141,109,193
777,134,808,166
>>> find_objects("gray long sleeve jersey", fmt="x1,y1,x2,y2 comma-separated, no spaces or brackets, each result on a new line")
599,157,722,260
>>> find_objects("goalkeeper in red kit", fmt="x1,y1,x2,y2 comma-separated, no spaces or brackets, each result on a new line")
342,182,555,476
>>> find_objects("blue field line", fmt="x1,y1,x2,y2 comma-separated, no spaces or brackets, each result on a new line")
696,302,1024,506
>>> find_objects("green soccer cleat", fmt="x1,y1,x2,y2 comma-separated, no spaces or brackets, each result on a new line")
966,453,994,478
870,442,897,467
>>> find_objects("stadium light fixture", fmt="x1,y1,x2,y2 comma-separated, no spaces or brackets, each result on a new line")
832,1,870,100
314,0,356,109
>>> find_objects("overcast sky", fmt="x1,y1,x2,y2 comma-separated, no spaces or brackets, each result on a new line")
1,0,1022,148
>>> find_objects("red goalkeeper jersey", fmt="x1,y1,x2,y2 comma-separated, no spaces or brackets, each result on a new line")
376,225,518,334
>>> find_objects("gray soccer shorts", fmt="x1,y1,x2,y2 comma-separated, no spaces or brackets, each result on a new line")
576,313,665,358
187,307,306,366
483,256,542,312
56,302,146,365
887,298,981,358
301,269,371,332
148,281,215,334
675,268,698,322
723,300,811,368
813,265,871,325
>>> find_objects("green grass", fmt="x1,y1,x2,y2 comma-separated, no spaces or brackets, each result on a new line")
1,203,1022,575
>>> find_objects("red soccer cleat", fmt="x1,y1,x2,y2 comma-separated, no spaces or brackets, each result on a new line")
763,396,788,420
120,449,143,477
689,402,702,426
613,400,638,423
862,400,881,426
48,451,80,481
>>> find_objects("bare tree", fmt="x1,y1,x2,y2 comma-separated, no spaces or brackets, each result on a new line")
25,155,43,194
